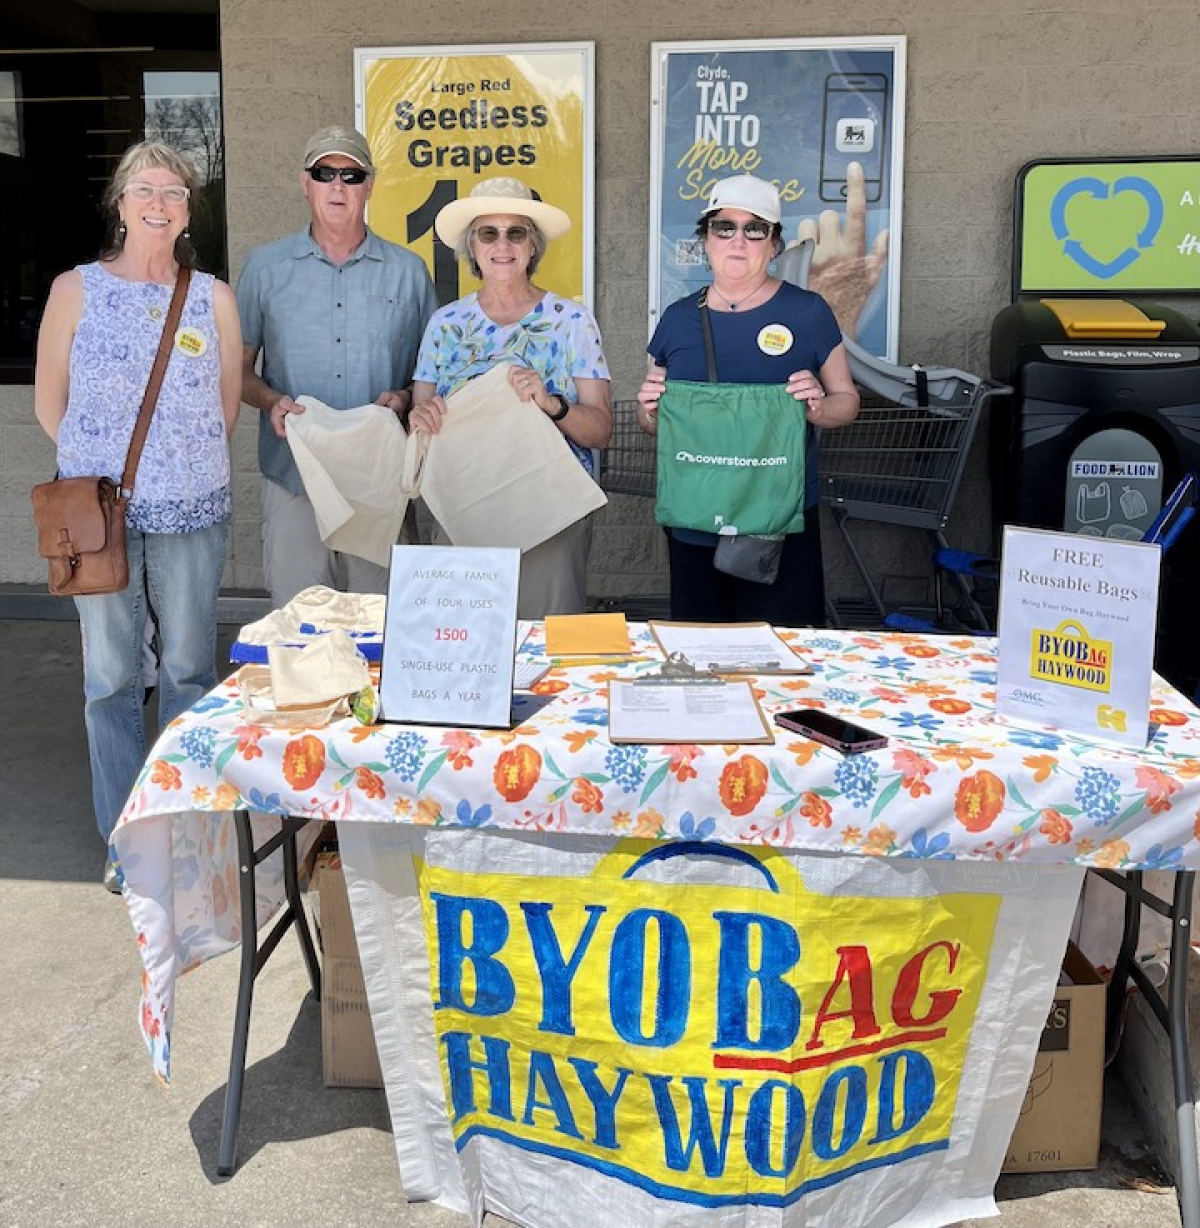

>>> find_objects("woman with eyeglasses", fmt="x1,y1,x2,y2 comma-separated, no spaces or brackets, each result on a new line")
636,174,859,626
408,177,613,617
34,140,241,891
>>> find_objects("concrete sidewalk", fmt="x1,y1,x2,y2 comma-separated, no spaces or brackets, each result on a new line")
0,618,1182,1228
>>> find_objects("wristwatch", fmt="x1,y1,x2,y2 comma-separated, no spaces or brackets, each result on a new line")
548,394,571,422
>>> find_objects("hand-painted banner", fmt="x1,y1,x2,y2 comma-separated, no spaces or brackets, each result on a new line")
341,824,1085,1228
650,38,905,359
422,838,997,1207
355,43,594,306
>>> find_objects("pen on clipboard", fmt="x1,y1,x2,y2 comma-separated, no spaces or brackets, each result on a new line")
708,659,812,676
550,654,640,667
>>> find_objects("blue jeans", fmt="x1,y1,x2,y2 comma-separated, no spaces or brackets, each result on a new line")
75,522,228,844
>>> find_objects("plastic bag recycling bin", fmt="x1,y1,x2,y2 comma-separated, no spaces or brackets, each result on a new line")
990,297,1200,692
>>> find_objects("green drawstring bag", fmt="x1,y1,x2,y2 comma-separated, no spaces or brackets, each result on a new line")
654,380,807,536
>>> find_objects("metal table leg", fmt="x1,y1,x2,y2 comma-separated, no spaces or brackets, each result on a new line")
217,810,322,1177
1095,868,1198,1228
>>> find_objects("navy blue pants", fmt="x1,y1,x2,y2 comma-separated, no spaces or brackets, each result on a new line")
666,518,825,626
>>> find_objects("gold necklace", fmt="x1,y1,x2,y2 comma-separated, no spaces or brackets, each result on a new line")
708,276,770,312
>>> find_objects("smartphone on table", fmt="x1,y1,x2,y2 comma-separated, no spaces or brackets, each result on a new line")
774,708,888,754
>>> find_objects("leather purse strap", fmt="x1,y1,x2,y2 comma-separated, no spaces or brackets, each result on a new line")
119,265,192,498
697,289,719,384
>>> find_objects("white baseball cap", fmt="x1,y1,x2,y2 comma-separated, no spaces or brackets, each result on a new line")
702,175,781,225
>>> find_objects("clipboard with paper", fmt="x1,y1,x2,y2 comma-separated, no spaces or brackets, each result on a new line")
648,621,812,674
607,678,775,744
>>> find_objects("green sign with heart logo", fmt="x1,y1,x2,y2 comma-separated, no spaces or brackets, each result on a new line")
1018,159,1200,292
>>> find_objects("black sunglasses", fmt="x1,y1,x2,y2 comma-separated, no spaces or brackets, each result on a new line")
307,165,370,185
707,217,773,241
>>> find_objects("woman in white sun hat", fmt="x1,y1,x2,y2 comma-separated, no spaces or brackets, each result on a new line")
408,177,612,617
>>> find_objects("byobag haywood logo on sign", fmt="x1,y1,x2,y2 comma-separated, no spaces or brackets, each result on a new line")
1029,620,1113,693
420,839,999,1208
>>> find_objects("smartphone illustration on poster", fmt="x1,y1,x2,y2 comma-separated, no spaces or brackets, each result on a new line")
819,72,888,203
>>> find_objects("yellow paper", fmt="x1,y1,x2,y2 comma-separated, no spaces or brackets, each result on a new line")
544,612,631,657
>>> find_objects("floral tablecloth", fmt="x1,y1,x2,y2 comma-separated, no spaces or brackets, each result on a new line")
114,625,1200,1081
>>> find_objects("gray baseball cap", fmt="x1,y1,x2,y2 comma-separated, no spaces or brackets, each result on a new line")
302,125,375,172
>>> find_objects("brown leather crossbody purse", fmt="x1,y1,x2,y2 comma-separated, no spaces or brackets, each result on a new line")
31,266,192,597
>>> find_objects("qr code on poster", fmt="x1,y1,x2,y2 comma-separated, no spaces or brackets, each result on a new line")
674,238,704,266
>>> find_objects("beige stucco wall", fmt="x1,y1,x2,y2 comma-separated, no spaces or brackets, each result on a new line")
216,0,1200,608
5,2,1199,607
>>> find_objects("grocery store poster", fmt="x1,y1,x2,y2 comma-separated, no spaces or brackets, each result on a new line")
356,43,592,305
651,38,905,359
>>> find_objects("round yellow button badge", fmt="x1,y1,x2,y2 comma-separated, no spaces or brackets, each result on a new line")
757,324,794,356
174,327,208,357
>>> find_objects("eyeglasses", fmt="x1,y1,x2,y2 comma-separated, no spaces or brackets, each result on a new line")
473,225,531,245
125,182,190,205
307,165,370,185
707,218,773,241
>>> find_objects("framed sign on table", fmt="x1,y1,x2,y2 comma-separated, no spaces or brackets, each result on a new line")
650,37,906,360
355,42,595,307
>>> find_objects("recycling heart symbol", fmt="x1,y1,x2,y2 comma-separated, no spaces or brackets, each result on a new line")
1049,175,1163,278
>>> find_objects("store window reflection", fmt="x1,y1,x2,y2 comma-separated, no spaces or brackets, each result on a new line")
144,71,225,286
0,72,21,157
0,7,222,382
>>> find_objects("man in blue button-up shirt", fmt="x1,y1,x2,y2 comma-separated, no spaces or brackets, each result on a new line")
237,124,438,605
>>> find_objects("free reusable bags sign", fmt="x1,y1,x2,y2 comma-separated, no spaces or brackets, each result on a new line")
655,380,806,535
995,526,1161,746
355,43,594,306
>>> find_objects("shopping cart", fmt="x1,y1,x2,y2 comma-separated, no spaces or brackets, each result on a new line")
595,401,671,619
776,239,1011,630
599,400,656,498
818,376,1010,629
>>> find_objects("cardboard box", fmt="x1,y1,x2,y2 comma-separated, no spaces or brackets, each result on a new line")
1002,942,1106,1173
313,851,382,1089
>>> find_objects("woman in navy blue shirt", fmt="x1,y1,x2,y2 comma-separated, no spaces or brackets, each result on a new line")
637,174,859,625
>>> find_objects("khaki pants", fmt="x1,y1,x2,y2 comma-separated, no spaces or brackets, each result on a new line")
262,478,416,607
429,513,593,619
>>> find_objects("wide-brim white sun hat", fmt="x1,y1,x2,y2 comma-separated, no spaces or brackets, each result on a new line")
435,176,572,247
